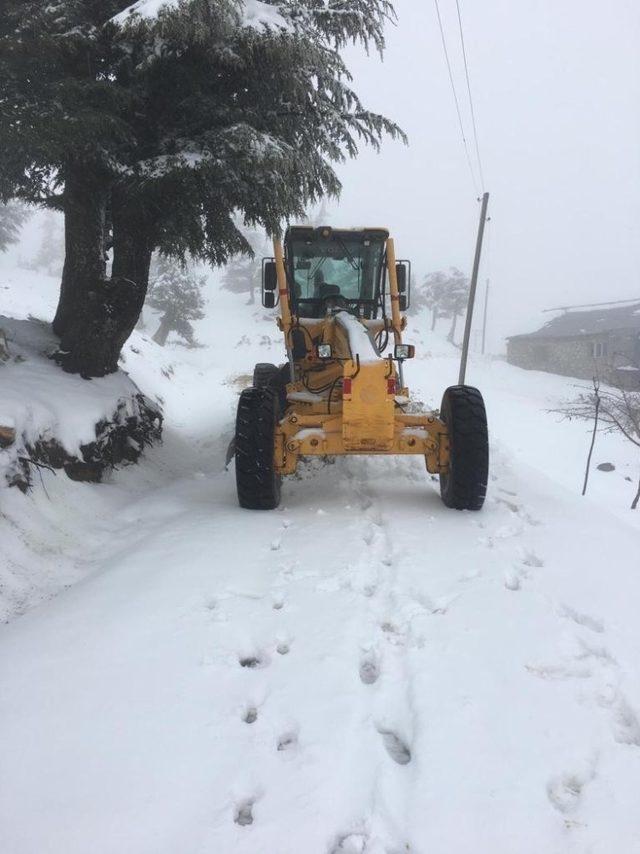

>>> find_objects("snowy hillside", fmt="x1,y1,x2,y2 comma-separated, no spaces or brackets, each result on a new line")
1,267,639,853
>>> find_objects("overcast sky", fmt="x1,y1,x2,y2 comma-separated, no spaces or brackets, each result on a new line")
3,1,638,354
332,0,640,351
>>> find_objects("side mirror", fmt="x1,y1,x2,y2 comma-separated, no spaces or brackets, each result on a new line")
263,259,277,291
396,260,411,311
263,291,276,309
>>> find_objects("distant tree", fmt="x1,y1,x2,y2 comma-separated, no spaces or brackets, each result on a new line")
32,212,65,276
423,267,470,343
0,202,31,252
147,255,205,347
221,227,270,305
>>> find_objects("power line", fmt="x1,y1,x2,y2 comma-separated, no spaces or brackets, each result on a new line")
454,0,485,190
433,0,479,195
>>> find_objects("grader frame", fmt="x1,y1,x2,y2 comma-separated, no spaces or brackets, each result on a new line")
269,232,449,475
234,225,488,511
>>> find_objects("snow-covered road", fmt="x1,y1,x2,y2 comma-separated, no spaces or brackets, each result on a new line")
1,282,640,853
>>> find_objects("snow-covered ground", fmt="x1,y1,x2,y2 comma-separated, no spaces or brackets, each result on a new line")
1,265,639,854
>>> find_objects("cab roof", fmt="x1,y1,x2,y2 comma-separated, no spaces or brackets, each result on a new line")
285,225,390,243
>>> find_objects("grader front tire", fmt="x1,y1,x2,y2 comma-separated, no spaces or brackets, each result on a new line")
252,362,287,413
235,387,282,510
439,385,488,511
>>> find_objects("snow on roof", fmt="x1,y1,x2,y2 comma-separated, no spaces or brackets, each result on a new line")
508,302,640,341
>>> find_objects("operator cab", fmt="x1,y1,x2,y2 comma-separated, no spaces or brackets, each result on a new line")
285,226,389,319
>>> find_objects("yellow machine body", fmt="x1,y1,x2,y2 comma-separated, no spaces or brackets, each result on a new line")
270,229,450,477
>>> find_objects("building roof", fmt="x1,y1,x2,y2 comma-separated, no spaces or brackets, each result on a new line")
508,302,640,341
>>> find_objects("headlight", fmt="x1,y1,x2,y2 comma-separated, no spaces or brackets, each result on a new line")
394,344,415,360
317,343,332,359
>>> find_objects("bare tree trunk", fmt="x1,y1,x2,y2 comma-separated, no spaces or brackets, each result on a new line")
153,316,172,346
53,163,109,339
632,472,640,509
582,378,601,495
447,312,458,343
110,186,155,342
56,185,157,376
431,308,438,331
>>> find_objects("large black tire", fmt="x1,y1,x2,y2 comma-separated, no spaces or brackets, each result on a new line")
439,385,488,511
235,387,282,509
253,362,288,413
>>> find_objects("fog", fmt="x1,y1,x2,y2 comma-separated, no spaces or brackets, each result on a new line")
333,0,640,351
4,1,638,354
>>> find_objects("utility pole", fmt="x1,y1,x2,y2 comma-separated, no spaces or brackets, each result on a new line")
459,192,489,385
481,277,490,355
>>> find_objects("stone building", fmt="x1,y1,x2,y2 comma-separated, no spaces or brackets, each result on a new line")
506,302,640,386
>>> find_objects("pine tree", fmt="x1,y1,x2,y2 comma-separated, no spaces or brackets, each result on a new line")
423,268,470,343
0,203,31,252
147,255,206,347
1,0,403,376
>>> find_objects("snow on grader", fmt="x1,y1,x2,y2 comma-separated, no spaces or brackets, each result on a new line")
233,226,488,510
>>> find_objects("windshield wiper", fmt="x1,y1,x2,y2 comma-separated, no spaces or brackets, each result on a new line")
335,236,360,272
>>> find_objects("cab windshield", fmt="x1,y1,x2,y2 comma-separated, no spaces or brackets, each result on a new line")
288,231,386,317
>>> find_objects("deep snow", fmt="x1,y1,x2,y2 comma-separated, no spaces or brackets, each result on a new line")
1,263,639,854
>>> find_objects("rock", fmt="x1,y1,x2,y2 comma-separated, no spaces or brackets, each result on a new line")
597,462,615,472
8,393,162,491
0,425,16,448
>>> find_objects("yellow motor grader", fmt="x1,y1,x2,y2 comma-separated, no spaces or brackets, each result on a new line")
234,225,488,510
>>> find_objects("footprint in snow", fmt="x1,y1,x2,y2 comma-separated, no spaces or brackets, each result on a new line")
378,727,411,765
358,494,373,511
330,833,368,854
276,640,290,655
547,774,584,814
234,799,254,826
504,570,522,591
612,697,640,747
525,662,592,681
361,524,375,547
521,550,544,568
359,651,380,685
560,604,604,634
277,731,298,751
243,706,258,724
239,653,269,669
496,496,521,514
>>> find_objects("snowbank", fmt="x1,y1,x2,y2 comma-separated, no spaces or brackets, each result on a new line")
0,315,161,490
